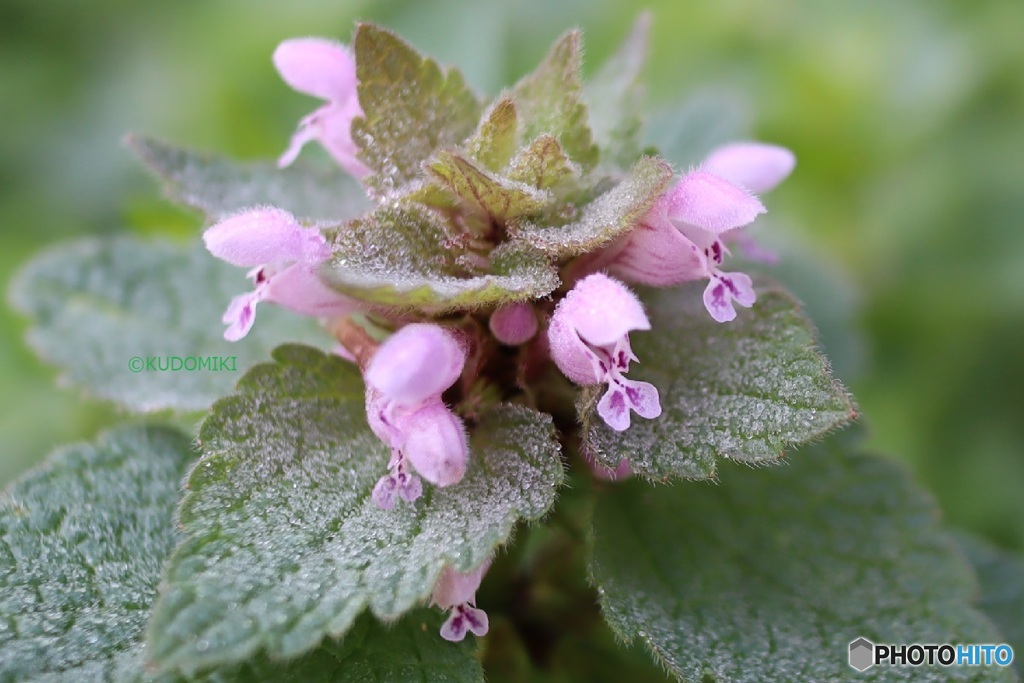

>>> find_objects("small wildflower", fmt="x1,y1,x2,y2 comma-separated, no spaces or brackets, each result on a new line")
273,38,369,178
431,561,490,642
548,274,661,431
364,324,469,508
203,207,356,341
489,302,538,346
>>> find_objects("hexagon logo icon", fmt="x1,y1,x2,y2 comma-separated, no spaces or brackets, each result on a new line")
849,637,875,672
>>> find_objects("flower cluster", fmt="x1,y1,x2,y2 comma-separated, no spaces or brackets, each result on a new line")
198,28,794,641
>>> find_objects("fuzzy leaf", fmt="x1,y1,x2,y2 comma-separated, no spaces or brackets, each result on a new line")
512,30,598,170
466,97,519,172
0,426,192,683
590,441,1018,683
146,345,563,673
584,13,651,168
506,135,580,191
352,24,482,194
581,282,856,480
427,150,551,221
512,156,672,258
959,534,1024,675
321,204,559,311
126,136,370,221
9,237,323,413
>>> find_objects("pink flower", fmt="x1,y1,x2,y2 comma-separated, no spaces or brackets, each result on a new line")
364,324,470,508
548,274,661,431
203,207,357,341
489,302,538,346
431,561,490,642
273,38,369,178
607,142,795,322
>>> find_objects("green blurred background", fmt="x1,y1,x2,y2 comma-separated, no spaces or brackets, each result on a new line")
2,0,1022,549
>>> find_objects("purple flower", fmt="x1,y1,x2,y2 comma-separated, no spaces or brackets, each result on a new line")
273,38,369,179
431,561,491,642
203,207,357,341
607,142,795,322
548,274,661,431
489,302,538,346
364,324,470,508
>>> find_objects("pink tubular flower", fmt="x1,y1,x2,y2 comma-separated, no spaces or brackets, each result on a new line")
548,274,661,431
607,142,795,323
364,324,470,509
273,38,369,178
203,207,357,341
431,561,490,642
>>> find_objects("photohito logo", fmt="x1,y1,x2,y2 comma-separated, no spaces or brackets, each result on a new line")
849,637,1014,672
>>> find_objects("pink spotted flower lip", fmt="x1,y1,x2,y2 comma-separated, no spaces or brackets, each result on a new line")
202,207,358,341
431,561,491,642
607,141,795,323
363,323,470,509
273,38,370,179
548,274,661,432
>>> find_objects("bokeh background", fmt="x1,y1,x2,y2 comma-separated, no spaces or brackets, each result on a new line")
2,0,1022,550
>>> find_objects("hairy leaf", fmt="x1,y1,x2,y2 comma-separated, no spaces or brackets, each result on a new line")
146,345,563,673
590,441,1018,682
506,135,580,191
427,150,551,221
581,282,855,480
9,237,323,412
466,97,519,172
584,13,651,168
126,136,370,221
0,426,192,683
959,533,1024,675
352,24,482,194
321,204,559,311
511,156,672,258
512,30,598,170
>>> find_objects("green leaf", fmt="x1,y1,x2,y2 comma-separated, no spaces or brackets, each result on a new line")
321,204,559,311
581,282,856,480
352,24,482,194
506,135,581,191
427,150,551,221
0,426,193,683
126,136,370,222
583,13,651,168
959,533,1024,675
590,441,1018,683
466,96,519,172
512,30,599,171
9,236,323,413
146,345,564,673
511,156,672,258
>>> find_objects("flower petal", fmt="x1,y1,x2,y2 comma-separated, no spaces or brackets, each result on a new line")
273,38,357,102
665,171,766,234
262,263,357,318
365,324,466,408
607,214,708,286
203,208,326,267
431,561,491,609
221,290,261,342
702,142,795,194
400,403,469,487
560,274,650,347
597,385,632,431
